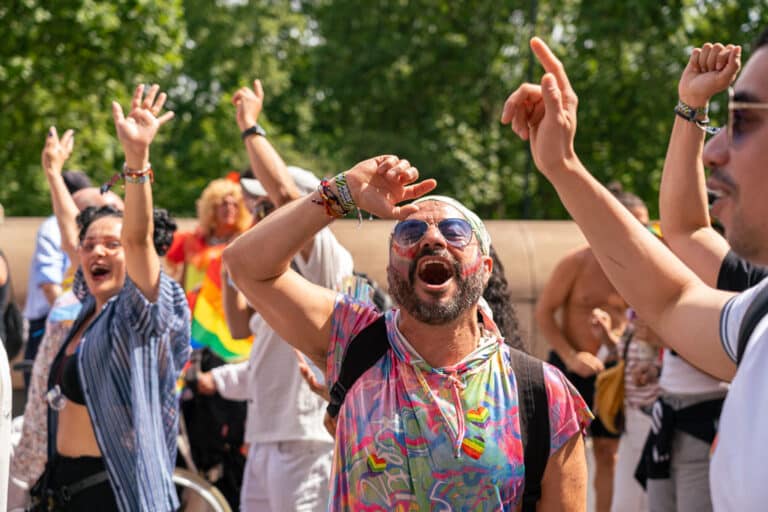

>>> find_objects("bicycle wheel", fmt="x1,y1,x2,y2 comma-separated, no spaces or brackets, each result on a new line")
173,468,232,512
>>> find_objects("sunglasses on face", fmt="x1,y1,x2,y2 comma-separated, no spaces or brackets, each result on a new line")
707,87,768,146
391,218,474,249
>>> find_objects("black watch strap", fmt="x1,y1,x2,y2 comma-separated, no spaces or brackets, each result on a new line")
241,123,266,140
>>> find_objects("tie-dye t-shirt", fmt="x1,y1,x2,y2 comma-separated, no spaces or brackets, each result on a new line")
327,295,592,511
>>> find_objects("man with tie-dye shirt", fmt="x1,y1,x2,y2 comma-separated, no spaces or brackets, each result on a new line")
225,155,591,511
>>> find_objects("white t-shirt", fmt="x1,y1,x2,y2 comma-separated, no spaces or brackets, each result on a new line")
712,277,768,511
212,227,353,444
659,348,725,396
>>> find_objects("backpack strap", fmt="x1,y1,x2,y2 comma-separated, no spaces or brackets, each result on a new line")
326,315,389,419
511,349,550,512
736,283,768,365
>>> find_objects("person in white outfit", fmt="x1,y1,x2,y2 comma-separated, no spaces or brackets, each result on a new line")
195,78,354,511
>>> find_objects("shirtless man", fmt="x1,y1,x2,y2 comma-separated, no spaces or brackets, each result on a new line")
536,185,649,512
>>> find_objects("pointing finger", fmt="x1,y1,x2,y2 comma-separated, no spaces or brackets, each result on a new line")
254,79,263,99
530,37,572,93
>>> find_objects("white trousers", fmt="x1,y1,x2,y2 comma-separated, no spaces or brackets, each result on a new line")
610,406,652,512
240,440,334,512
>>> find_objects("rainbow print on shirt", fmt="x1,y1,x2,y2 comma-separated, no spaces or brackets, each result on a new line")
190,255,252,362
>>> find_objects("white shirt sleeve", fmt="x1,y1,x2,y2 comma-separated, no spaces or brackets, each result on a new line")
720,277,768,362
211,361,250,401
294,227,354,289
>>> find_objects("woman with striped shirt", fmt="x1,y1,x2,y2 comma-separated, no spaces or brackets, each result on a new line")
31,84,190,511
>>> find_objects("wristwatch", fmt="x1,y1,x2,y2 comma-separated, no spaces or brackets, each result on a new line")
241,123,267,140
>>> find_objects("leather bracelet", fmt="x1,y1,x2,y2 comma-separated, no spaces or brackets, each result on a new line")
241,124,266,140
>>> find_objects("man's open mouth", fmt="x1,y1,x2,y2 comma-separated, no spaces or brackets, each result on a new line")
417,258,454,286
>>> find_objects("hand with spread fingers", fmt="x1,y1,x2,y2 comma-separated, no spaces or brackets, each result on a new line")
112,83,175,169
232,79,264,132
679,43,741,108
501,37,580,175
41,126,74,175
342,155,437,220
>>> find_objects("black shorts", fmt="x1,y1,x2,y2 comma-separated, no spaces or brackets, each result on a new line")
33,454,118,511
548,351,620,439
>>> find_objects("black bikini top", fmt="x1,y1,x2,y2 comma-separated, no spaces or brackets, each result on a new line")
51,351,86,406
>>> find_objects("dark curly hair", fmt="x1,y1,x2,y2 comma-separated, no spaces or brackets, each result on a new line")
77,205,177,257
484,245,527,352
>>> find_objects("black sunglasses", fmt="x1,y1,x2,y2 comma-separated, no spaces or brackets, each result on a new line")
392,218,474,248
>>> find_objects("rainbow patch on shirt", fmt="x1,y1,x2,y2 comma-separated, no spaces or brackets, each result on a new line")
467,406,490,427
367,453,387,472
462,436,485,459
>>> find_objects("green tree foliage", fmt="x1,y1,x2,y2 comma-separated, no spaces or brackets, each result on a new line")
0,0,185,215
152,0,317,213
1,0,766,219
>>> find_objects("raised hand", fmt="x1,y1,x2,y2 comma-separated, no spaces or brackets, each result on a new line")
589,307,616,345
41,126,74,174
679,43,741,108
112,83,174,169
501,37,579,175
343,156,437,220
232,79,264,132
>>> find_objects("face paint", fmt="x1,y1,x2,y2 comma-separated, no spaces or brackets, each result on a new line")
459,250,484,278
390,239,420,280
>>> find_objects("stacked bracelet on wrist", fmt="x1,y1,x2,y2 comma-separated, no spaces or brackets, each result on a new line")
314,178,348,218
99,162,153,193
312,172,363,223
334,173,356,213
123,162,154,185
674,99,719,134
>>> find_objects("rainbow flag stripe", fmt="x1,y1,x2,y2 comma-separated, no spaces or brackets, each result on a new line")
190,255,252,362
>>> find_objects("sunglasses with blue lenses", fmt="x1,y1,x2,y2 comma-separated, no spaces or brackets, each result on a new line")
392,218,474,248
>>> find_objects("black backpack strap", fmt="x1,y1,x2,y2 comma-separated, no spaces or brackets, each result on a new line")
511,349,550,512
326,316,389,418
736,283,768,365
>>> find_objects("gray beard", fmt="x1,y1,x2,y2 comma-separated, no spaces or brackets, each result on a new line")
387,250,485,325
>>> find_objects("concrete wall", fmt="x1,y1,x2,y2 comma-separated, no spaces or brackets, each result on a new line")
0,217,587,359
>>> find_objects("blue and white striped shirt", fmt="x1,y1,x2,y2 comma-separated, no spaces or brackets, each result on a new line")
49,272,190,510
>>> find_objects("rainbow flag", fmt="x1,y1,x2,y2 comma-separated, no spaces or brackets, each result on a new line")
190,255,253,362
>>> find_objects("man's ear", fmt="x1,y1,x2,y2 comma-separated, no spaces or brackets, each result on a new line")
482,254,493,284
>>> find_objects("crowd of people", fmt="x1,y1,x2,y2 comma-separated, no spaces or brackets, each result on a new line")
0,24,765,512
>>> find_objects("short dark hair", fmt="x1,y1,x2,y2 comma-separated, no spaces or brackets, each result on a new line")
62,171,92,195
77,205,177,257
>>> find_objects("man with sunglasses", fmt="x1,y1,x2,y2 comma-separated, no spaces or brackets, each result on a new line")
504,28,768,510
224,156,592,511
651,41,766,512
